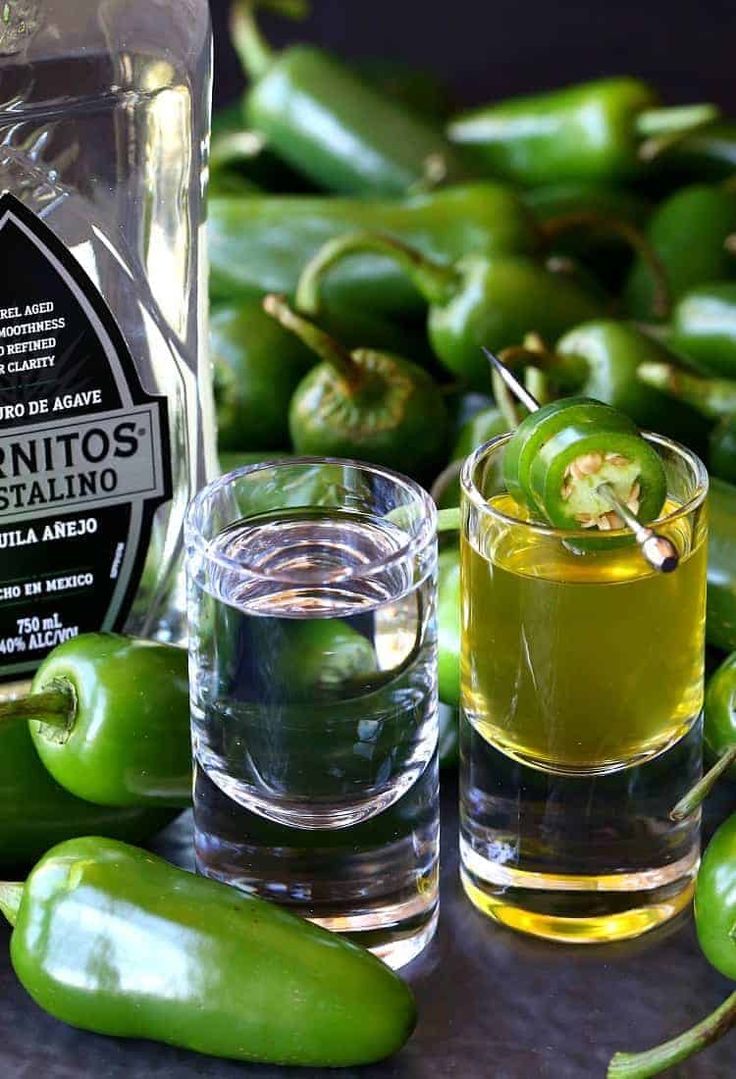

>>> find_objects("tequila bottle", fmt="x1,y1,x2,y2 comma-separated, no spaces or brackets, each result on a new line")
0,0,216,693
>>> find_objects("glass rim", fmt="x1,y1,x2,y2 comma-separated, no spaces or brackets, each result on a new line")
185,455,438,585
460,430,709,540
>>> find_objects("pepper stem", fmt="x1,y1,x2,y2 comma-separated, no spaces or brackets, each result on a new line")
671,745,736,821
0,684,75,732
608,990,736,1078
262,294,363,391
295,231,462,315
539,211,672,320
0,882,23,927
230,0,309,81
635,102,720,139
637,362,736,420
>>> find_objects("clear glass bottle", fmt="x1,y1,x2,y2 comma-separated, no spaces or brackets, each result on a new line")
0,0,216,695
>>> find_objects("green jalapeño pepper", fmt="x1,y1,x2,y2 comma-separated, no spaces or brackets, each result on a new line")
636,361,736,483
624,184,736,321
609,816,736,1076
232,0,472,196
705,653,736,763
447,77,717,186
696,814,736,980
0,719,175,869
210,108,312,195
671,283,736,379
0,837,416,1067
213,299,433,454
706,478,736,654
213,301,314,451
0,634,191,809
669,651,736,821
208,183,539,316
295,231,605,391
644,119,736,184
550,319,712,450
263,295,448,479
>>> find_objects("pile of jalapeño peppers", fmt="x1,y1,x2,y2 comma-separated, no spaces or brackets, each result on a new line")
4,0,736,1072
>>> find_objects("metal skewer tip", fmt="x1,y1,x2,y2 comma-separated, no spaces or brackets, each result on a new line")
483,347,540,413
481,346,679,575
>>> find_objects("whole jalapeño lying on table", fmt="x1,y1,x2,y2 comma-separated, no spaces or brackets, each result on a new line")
459,355,708,943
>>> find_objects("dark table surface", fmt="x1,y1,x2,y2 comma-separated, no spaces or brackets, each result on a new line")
1,778,735,1079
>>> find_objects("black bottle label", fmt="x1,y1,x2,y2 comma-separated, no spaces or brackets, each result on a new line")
0,194,171,681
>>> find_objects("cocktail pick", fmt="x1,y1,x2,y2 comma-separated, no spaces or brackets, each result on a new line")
483,347,679,573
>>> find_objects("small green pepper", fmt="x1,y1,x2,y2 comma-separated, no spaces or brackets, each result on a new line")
296,231,605,391
644,119,736,183
0,634,190,809
447,77,717,186
262,619,379,703
551,320,711,450
232,0,472,196
608,815,736,1077
671,283,736,379
208,183,539,316
263,294,448,479
0,837,416,1067
0,717,175,869
696,813,736,979
636,361,736,483
669,652,736,821
704,653,736,770
213,299,434,453
212,302,314,451
210,112,311,194
624,184,736,321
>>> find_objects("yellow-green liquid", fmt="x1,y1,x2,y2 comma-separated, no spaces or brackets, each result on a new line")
461,495,707,774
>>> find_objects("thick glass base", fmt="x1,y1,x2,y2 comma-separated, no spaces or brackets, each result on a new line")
461,854,696,944
460,716,701,944
194,754,440,970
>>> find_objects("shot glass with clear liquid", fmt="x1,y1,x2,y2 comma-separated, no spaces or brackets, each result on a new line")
185,458,440,969
459,432,708,944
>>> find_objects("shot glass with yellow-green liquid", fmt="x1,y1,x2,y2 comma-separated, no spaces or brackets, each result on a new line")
459,432,708,943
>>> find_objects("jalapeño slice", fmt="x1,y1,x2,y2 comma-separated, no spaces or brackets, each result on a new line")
528,421,667,530
504,397,667,531
503,397,637,508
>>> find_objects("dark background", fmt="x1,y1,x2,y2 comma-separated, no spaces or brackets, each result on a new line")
209,0,736,114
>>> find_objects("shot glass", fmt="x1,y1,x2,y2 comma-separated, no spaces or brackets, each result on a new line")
459,432,708,943
185,458,440,968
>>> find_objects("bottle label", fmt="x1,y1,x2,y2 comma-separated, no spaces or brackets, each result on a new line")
0,194,171,681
